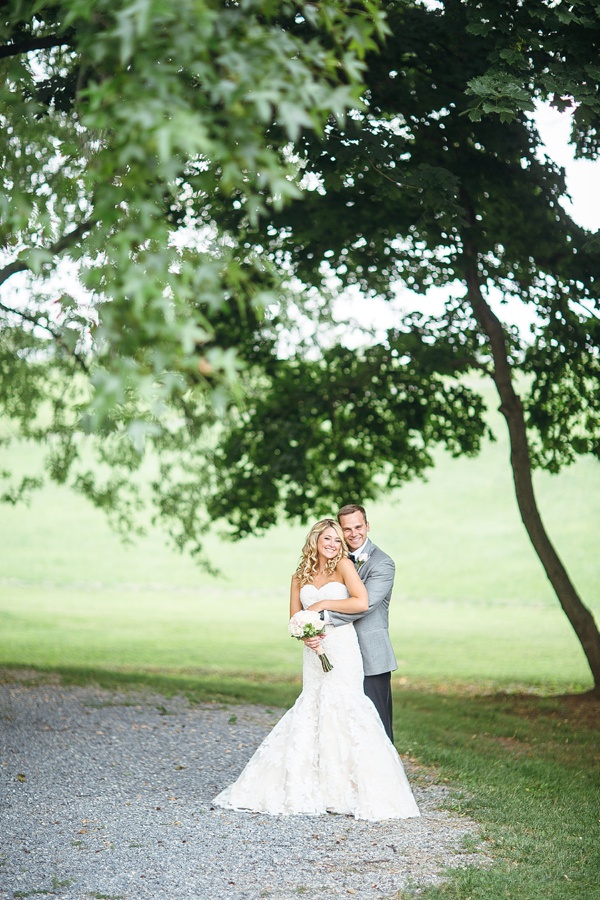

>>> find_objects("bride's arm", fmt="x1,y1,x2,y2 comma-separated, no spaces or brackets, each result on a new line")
308,559,368,613
290,575,302,616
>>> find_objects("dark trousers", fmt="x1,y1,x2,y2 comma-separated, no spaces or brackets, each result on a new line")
364,671,394,743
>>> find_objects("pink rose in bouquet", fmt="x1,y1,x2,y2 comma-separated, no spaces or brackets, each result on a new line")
288,610,333,672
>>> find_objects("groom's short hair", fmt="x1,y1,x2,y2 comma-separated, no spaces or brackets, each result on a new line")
338,504,368,523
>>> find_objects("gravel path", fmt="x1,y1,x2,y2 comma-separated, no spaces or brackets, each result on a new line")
0,677,490,899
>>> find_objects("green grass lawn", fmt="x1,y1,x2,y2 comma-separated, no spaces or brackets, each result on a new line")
0,583,591,691
394,689,600,900
1,412,597,691
1,411,599,899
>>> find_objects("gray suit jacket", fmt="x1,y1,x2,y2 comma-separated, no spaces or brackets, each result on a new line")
328,539,397,677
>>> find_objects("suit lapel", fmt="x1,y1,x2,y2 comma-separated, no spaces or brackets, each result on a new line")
357,539,376,578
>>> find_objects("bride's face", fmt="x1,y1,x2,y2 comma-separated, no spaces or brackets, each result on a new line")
317,527,342,562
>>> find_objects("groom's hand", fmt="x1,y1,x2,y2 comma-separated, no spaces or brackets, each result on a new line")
308,602,333,627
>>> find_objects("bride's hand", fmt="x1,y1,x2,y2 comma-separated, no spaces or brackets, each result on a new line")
303,635,323,651
308,600,325,612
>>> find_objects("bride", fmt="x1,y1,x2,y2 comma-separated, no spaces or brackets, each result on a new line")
213,518,420,820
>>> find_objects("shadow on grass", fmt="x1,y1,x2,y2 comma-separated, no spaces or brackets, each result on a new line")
0,662,303,709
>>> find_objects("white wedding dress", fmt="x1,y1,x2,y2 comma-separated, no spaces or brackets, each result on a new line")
213,582,420,820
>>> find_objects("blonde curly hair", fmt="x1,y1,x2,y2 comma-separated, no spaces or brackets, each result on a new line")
294,518,349,587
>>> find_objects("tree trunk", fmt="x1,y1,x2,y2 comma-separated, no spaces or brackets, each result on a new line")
463,243,600,692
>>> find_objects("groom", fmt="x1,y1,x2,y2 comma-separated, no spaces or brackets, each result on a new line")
317,503,398,742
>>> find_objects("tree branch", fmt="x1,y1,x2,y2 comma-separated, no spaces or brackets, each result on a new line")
572,298,600,323
0,218,96,290
0,219,96,374
461,219,600,688
451,355,493,376
0,33,73,60
0,298,49,329
0,296,91,376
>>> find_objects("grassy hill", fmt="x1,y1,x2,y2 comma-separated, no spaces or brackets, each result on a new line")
1,400,598,692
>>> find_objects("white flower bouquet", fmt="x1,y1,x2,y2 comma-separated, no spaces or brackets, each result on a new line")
288,610,333,672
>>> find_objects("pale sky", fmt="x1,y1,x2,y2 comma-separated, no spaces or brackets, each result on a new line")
535,103,600,232
333,103,600,343
3,102,598,348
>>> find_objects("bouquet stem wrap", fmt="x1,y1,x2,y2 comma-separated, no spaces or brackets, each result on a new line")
314,644,333,672
288,610,333,673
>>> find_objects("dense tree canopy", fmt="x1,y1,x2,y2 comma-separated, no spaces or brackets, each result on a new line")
209,0,600,521
462,0,600,157
0,0,387,541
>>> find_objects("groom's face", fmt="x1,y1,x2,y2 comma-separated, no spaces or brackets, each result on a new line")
338,511,369,552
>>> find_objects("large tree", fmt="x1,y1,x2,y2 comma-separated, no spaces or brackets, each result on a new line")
3,0,599,690
203,0,600,689
0,0,387,548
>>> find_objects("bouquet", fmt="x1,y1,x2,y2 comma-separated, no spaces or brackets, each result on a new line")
288,610,333,672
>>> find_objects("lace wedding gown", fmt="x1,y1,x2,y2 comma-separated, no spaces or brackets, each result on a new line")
213,582,420,820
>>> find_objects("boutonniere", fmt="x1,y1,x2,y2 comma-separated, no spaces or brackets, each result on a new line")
355,553,369,570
